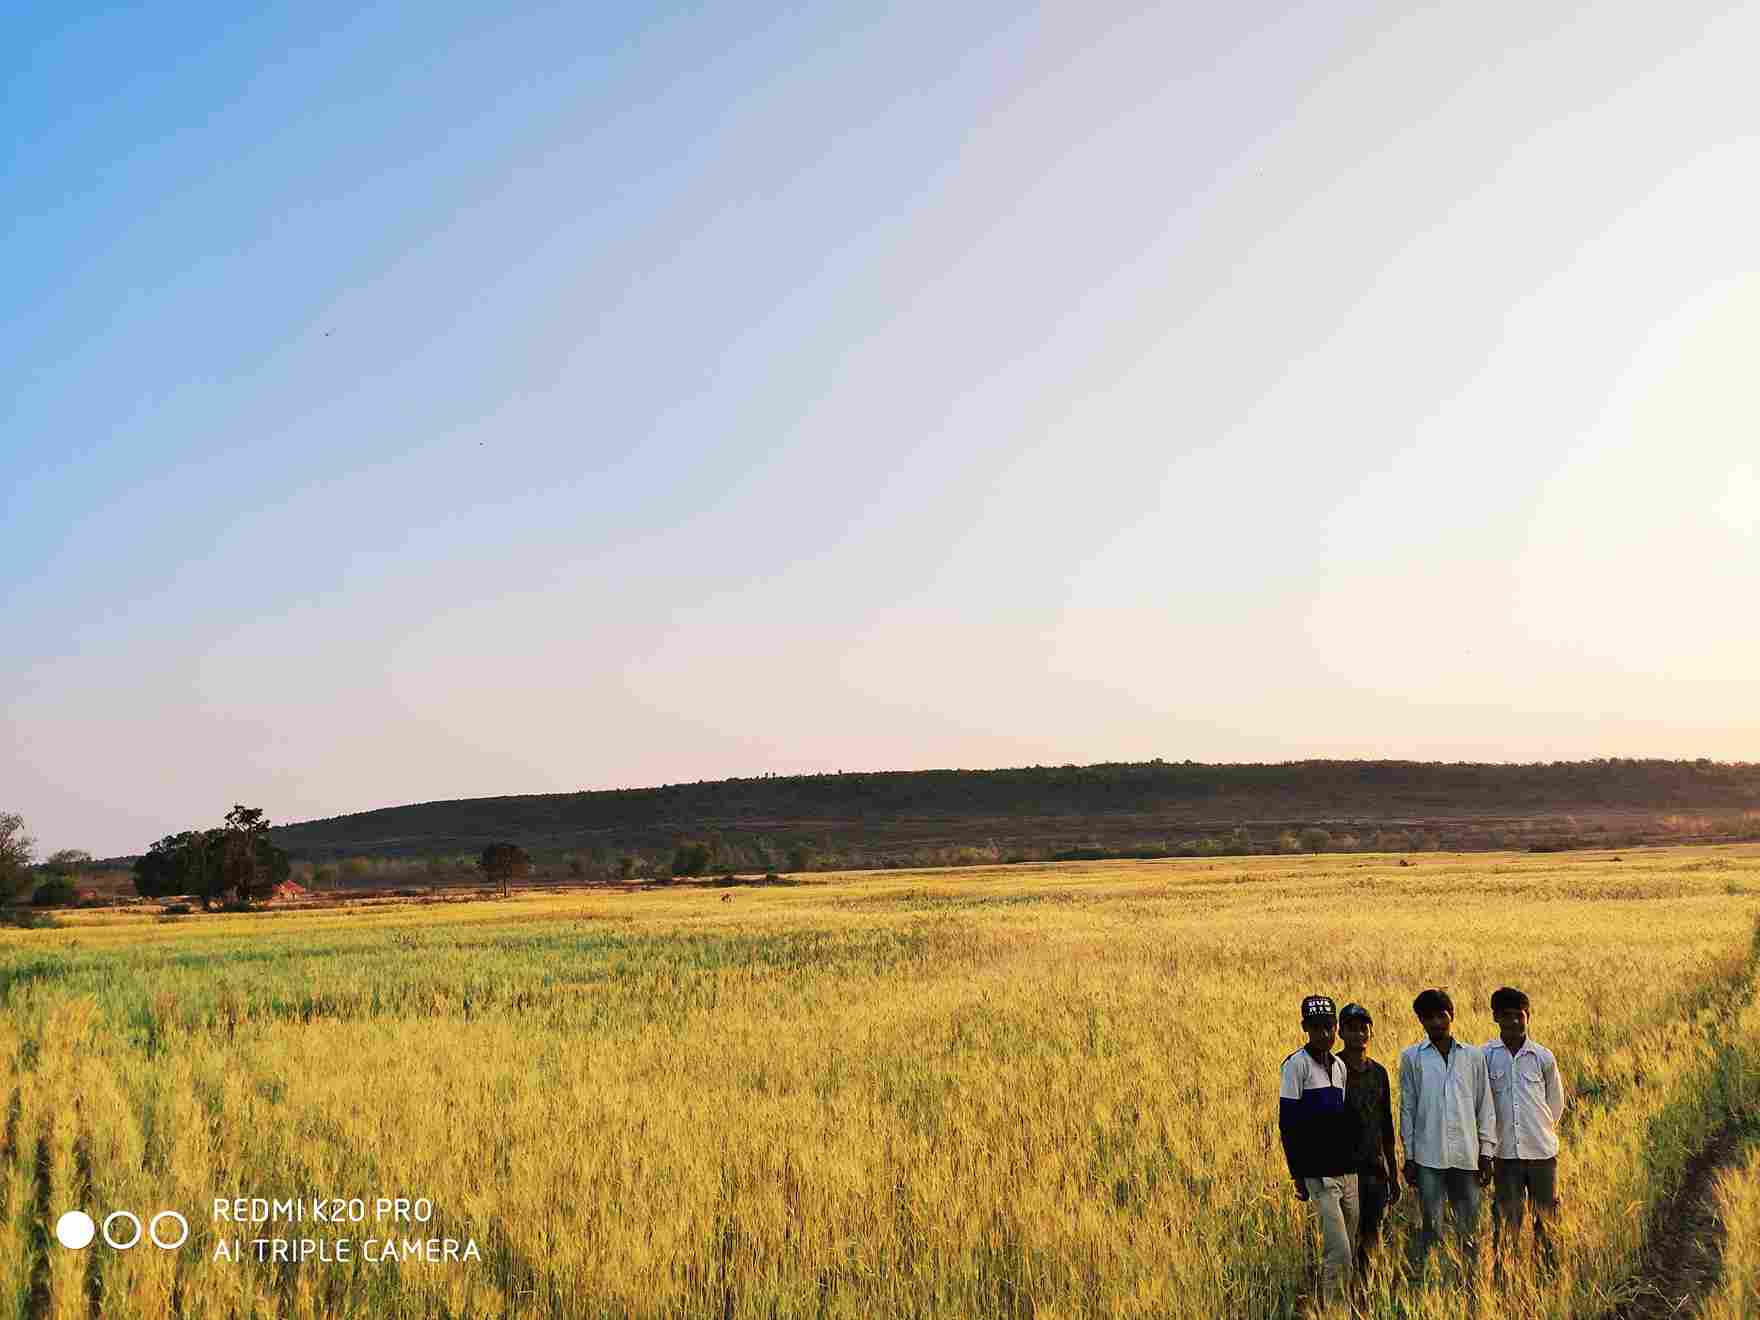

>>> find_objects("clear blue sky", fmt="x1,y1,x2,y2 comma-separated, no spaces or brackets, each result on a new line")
6,2,1759,857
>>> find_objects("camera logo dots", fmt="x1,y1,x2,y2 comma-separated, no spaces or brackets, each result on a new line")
55,1209,188,1251
55,1212,95,1250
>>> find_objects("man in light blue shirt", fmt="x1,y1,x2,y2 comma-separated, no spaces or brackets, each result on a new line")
1398,987,1496,1286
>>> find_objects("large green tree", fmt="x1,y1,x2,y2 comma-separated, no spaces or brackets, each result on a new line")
133,807,289,908
134,830,224,905
221,805,281,905
1,813,36,904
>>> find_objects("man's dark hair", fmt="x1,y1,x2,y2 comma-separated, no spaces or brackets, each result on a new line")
1490,986,1530,1014
1412,988,1454,1017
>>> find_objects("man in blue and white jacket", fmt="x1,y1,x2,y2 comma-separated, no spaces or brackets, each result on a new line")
1279,994,1360,1309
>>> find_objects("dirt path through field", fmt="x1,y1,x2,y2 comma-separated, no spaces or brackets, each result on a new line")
1595,1119,1748,1319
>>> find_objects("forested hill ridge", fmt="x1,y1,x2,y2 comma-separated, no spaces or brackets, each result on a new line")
265,759,1760,868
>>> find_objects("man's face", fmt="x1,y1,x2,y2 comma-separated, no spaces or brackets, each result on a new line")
1495,1005,1529,1043
1305,1018,1337,1052
1339,1017,1372,1053
1419,1008,1453,1043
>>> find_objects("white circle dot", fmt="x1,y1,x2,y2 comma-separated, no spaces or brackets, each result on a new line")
55,1211,95,1250
102,1211,143,1250
149,1211,190,1250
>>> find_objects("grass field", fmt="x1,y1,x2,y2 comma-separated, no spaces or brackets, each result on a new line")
3,847,1758,1318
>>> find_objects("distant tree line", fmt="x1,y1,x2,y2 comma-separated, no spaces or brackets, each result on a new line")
264,758,1760,861
244,806,1760,892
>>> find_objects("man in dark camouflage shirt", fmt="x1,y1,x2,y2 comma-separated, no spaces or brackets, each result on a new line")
1338,1003,1400,1279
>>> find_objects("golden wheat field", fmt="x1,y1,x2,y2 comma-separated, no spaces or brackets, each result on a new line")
1700,1128,1760,1320
2,846,1758,1320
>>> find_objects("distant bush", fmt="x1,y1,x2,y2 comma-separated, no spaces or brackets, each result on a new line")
41,848,92,877
1374,831,1411,852
162,902,193,915
1277,832,1301,854
1052,846,1110,862
1192,831,1252,857
30,877,77,907
672,842,713,877
3,910,59,929
946,844,1001,866
1298,828,1333,854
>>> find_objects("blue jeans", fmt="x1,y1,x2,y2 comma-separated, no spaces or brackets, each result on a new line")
1411,1165,1481,1282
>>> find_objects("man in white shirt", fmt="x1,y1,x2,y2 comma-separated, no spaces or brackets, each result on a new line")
1398,987,1496,1287
1484,986,1565,1276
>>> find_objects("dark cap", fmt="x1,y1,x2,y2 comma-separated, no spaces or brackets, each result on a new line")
1339,1002,1372,1024
1301,994,1337,1024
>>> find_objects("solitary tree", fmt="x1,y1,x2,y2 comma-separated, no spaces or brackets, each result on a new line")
221,805,281,905
1,813,37,904
478,843,531,898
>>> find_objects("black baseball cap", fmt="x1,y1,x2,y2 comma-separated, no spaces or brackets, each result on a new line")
1301,994,1337,1024
1339,1002,1372,1024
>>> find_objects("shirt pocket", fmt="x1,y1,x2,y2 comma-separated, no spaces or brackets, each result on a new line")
1488,1061,1512,1093
1517,1056,1545,1086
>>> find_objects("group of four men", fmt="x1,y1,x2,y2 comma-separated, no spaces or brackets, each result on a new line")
1277,988,1566,1308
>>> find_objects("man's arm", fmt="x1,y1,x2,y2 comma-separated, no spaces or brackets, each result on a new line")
1398,1048,1417,1156
1379,1069,1398,1174
1473,1049,1498,1167
1378,1067,1402,1201
1277,1059,1308,1197
1278,1102,1303,1182
1545,1050,1566,1125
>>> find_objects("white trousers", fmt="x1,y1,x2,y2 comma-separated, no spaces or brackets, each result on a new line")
1303,1174,1361,1307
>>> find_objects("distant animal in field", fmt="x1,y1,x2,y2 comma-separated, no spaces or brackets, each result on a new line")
1398,858,1413,867
720,893,733,903
1611,856,1623,862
